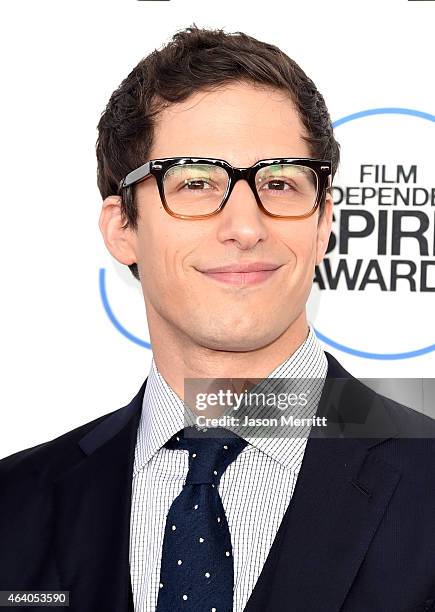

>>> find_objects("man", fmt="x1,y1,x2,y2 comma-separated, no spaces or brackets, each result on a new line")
1,24,435,612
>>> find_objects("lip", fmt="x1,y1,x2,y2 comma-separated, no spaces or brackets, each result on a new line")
201,270,279,285
200,261,282,273
198,262,283,286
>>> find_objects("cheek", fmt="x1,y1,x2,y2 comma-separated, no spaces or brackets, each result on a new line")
137,223,190,287
282,228,317,266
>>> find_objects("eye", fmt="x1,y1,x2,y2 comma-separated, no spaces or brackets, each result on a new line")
262,179,294,191
182,179,213,190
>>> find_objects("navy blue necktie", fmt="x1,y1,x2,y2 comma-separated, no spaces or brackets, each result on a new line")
156,427,248,612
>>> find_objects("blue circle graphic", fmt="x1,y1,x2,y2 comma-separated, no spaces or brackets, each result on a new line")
99,268,151,349
99,107,435,359
315,107,435,359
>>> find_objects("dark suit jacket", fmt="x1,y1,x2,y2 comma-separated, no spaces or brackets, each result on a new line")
1,352,435,612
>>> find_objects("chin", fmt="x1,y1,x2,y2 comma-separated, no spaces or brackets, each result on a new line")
195,327,278,353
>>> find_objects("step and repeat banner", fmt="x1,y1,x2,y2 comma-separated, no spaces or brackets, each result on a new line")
1,0,434,457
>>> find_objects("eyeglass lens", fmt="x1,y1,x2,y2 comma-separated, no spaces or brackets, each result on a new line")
162,163,319,217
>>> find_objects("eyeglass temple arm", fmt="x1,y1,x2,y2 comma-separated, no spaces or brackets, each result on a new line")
118,161,152,192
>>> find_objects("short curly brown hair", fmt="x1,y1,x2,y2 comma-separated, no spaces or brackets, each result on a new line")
96,24,340,280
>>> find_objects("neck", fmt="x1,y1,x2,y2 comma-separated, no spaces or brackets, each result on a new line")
146,309,310,402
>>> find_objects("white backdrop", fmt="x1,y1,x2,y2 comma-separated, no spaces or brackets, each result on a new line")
1,0,434,458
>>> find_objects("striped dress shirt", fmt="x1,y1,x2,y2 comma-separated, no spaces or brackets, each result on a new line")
129,323,328,612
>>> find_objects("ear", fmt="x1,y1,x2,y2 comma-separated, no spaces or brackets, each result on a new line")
98,195,138,265
315,191,333,266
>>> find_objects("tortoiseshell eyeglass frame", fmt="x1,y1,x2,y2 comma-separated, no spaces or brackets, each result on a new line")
117,156,332,220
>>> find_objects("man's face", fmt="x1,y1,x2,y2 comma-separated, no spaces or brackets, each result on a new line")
112,82,332,352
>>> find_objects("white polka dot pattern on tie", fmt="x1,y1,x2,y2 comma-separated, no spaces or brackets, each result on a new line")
155,429,247,611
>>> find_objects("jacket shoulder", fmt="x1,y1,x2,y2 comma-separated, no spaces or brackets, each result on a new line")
0,408,118,484
325,351,435,440
374,385,435,440
0,377,147,487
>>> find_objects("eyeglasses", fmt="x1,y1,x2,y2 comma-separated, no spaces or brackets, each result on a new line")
118,157,332,220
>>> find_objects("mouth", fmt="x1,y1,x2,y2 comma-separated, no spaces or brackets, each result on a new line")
198,265,283,286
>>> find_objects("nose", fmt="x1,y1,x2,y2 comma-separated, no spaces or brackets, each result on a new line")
215,179,268,249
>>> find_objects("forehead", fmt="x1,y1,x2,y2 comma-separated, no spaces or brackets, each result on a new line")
149,81,310,166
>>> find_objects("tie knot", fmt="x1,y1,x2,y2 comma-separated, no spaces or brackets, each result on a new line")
165,427,247,485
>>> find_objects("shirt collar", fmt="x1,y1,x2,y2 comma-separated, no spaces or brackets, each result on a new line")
134,323,327,475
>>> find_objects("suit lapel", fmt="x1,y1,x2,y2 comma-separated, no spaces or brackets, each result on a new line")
245,352,402,612
52,379,147,612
